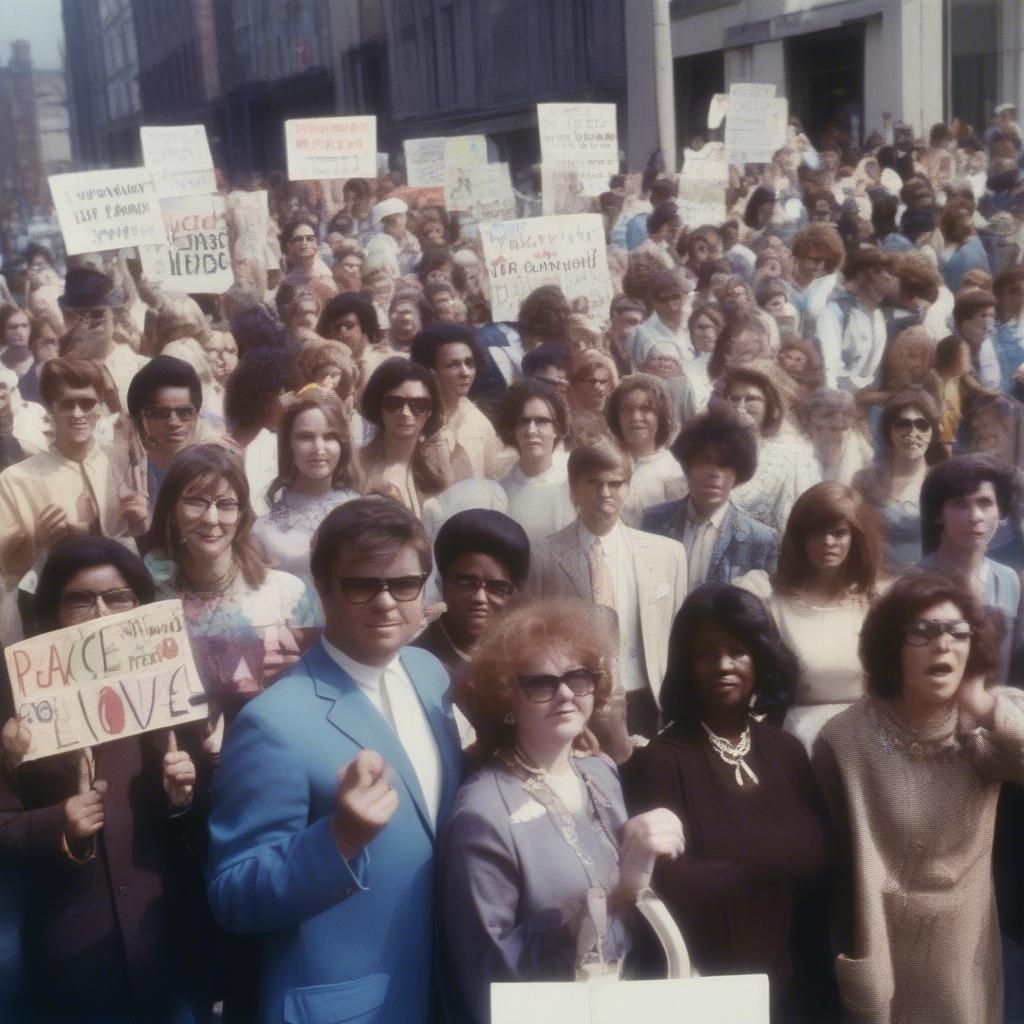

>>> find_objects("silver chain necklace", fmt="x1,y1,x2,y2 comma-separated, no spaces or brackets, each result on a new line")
701,721,760,787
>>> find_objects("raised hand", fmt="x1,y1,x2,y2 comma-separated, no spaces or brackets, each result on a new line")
63,749,106,844
331,750,399,861
1,716,31,771
617,808,686,894
162,730,196,809
957,673,997,728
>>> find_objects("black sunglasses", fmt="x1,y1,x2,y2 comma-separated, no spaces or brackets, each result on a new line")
381,395,431,416
448,573,516,598
335,574,428,604
894,416,930,433
517,668,601,704
143,405,197,422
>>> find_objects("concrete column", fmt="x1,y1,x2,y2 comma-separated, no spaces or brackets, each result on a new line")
652,0,677,173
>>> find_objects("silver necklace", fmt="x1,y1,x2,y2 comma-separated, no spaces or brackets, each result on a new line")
701,721,760,787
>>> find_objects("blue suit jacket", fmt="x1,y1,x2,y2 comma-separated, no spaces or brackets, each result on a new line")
641,497,778,584
207,642,462,1024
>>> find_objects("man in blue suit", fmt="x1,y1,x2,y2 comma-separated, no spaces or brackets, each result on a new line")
207,498,462,1023
642,409,778,586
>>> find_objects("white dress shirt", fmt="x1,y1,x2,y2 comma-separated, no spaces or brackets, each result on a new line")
577,521,645,693
320,637,442,825
682,502,728,590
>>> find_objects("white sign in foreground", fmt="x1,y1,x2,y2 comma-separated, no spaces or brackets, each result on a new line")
140,124,217,199
5,600,206,761
491,975,769,1024
285,116,378,181
49,168,167,256
479,213,613,322
140,193,233,294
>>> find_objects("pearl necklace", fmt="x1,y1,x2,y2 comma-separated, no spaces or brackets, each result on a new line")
701,721,760,787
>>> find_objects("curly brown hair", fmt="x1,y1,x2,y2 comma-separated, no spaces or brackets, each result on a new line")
461,598,614,763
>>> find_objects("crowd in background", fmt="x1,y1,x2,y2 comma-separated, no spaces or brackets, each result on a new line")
1,103,1024,1023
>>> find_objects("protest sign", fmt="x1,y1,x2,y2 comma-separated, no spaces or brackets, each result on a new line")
4,600,206,761
457,163,517,228
491,975,769,1023
140,124,217,199
683,141,728,182
49,168,167,256
676,178,727,227
479,213,612,322
537,103,618,196
725,84,787,165
541,162,594,216
404,137,446,187
443,135,489,209
284,116,377,181
139,193,233,294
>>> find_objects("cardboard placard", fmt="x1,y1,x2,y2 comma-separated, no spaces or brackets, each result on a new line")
491,975,769,1023
140,124,217,199
49,168,167,256
451,163,517,227
284,116,377,181
683,141,728,181
443,135,489,210
4,600,206,761
676,178,728,227
139,193,233,294
479,213,613,322
404,137,446,188
537,103,618,196
724,84,787,165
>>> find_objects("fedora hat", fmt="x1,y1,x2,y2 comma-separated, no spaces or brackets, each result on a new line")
59,267,114,310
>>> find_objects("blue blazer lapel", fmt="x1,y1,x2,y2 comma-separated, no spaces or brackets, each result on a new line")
303,643,438,840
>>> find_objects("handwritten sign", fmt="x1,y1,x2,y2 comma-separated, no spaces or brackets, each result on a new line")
479,213,613,322
139,193,233,294
537,103,618,196
49,168,167,256
404,137,446,187
492,975,769,1023
676,178,727,227
140,124,217,199
725,84,787,165
285,116,377,181
457,163,517,227
443,135,489,210
4,600,206,761
683,141,728,182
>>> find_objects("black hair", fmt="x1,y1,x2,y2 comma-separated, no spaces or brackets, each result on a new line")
126,355,202,419
278,214,320,251
34,537,156,636
659,583,796,729
360,356,445,437
495,378,569,448
522,343,571,377
224,348,301,429
743,187,776,229
920,454,1016,554
229,305,293,358
409,324,483,372
434,509,530,585
670,409,758,485
317,291,380,342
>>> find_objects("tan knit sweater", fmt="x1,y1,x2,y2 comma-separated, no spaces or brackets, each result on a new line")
812,692,1024,1024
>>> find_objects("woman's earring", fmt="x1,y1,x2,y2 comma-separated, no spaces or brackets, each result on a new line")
503,712,515,725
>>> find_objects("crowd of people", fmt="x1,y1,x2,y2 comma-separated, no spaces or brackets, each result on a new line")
2,104,1024,1023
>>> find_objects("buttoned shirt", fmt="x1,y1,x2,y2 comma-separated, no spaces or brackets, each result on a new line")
577,521,645,692
682,502,729,590
321,637,442,824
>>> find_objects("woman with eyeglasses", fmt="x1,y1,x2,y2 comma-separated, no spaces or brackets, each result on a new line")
0,357,137,595
813,571,1024,1024
279,214,334,293
565,349,618,448
412,510,528,714
439,598,685,1023
359,357,471,517
852,389,946,572
145,443,320,725
622,583,837,1023
0,537,211,1023
254,390,360,587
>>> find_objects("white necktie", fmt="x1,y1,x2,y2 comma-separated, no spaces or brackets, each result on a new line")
381,665,441,826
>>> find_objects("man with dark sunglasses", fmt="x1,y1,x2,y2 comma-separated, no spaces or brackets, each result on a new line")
0,357,135,589
208,497,462,1024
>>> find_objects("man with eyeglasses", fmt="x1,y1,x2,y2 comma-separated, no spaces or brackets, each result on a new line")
0,358,135,589
58,266,147,413
208,497,462,1024
126,355,205,517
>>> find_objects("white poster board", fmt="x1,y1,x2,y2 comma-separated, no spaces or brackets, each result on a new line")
443,135,489,210
284,116,377,181
537,103,618,196
49,168,167,256
683,141,728,182
479,213,613,322
457,162,517,227
492,975,769,1024
676,178,728,226
404,137,446,187
5,600,207,761
140,193,233,294
140,124,217,199
725,84,787,165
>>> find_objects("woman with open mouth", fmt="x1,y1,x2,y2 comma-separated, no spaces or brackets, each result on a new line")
813,570,1024,1024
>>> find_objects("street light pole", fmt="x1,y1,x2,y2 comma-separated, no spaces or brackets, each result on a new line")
653,0,677,174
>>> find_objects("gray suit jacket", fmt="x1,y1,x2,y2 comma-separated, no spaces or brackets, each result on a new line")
528,519,688,699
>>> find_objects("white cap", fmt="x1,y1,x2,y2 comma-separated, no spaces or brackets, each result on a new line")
996,102,1017,115
372,197,409,226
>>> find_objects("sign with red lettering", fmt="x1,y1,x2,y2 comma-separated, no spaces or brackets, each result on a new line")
4,600,206,761
139,194,233,294
284,116,377,181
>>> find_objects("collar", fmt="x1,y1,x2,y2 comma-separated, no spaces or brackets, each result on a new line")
319,635,398,690
687,501,729,529
577,519,624,558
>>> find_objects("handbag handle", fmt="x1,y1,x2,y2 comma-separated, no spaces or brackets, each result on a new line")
634,888,696,980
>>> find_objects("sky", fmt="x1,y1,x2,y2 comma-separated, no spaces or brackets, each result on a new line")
0,0,64,70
